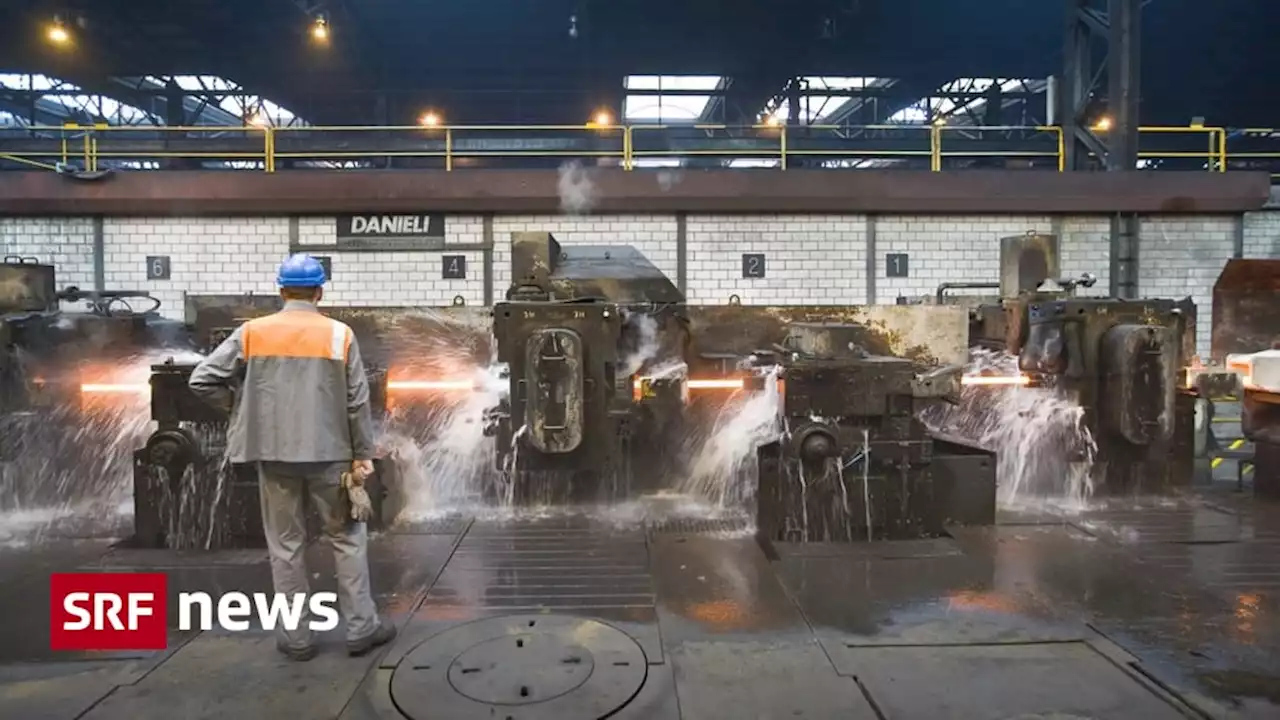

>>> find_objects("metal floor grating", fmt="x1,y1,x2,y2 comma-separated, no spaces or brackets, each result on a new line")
646,515,753,535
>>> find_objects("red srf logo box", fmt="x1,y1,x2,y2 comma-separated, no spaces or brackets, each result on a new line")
49,573,169,651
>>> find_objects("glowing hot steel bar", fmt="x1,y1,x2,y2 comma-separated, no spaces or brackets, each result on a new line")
684,378,745,389
386,379,476,391
78,374,1030,396
960,375,1031,386
80,383,150,393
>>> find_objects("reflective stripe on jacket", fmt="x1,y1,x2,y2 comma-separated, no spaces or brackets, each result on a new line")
188,300,376,464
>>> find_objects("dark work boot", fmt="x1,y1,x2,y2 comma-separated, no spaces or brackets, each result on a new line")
347,622,397,657
277,641,319,662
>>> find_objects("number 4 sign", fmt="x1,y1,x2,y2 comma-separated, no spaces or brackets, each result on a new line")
442,255,466,279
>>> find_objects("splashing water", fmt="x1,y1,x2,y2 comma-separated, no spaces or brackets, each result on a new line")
148,422,238,551
921,349,1097,512
679,365,783,508
0,348,206,543
392,363,509,521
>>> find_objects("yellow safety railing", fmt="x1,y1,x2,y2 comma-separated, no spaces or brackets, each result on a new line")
0,124,272,171
1135,125,1227,172
937,125,1065,172
0,122,1255,173
1229,128,1280,180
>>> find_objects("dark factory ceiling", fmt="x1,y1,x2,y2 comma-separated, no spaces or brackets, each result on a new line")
0,0,1276,128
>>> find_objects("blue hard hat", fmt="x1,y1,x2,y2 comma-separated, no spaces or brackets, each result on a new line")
277,254,327,288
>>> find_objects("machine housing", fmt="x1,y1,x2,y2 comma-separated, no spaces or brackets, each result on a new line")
487,232,690,503
754,323,996,542
1,257,175,510
965,235,1198,495
175,234,980,541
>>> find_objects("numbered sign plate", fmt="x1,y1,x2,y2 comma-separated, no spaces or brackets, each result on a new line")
742,253,766,279
442,255,466,279
886,253,909,278
314,255,332,280
145,256,171,280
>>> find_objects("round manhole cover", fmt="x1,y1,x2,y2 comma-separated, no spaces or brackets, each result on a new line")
391,614,648,720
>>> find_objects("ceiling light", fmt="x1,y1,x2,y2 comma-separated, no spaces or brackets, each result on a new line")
47,18,70,45
311,16,329,42
1093,116,1112,132
591,110,612,127
418,111,441,127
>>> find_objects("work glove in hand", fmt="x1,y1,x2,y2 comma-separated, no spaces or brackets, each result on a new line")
340,471,374,523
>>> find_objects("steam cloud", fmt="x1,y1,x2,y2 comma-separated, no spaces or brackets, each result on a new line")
621,312,660,376
656,170,683,192
557,161,598,214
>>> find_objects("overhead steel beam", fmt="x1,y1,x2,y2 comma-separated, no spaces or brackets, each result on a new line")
1107,0,1141,172
0,168,1269,216
1060,0,1142,171
0,95,70,127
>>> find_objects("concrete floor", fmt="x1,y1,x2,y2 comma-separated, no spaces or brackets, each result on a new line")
1,492,1278,720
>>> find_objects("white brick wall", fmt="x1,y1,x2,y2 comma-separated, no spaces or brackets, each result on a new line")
1243,210,1280,258
685,215,867,304
5,212,1258,357
104,217,289,319
1137,216,1236,359
0,217,95,311
875,216,1053,301
1058,216,1112,297
491,215,677,300
100,216,487,319
305,215,487,308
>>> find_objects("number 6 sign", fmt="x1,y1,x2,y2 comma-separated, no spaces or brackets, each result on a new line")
145,256,171,280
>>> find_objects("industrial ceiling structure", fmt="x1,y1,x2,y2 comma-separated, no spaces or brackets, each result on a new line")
1,0,1275,127
0,0,1275,174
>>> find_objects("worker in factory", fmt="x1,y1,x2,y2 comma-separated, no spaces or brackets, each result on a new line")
187,253,396,661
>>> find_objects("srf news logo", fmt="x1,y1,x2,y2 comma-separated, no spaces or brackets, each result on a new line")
50,573,339,651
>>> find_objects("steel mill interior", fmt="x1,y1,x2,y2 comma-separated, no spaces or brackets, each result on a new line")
2,1,1280,719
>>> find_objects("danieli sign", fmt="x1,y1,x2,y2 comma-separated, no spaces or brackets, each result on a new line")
334,214,446,251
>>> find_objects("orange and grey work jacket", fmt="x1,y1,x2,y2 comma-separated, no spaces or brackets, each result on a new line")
188,300,375,464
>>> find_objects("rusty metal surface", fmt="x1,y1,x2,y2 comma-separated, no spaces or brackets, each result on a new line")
182,295,494,370
684,305,969,368
999,233,1059,297
183,296,969,371
0,169,1270,215
1100,324,1177,445
1015,297,1197,494
0,261,58,314
1211,258,1280,362
508,232,684,304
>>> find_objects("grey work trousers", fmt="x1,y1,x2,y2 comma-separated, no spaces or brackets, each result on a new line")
256,461,380,649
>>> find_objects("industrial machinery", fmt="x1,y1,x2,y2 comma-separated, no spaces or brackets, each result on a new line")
484,232,977,512
1227,349,1280,499
486,232,691,504
753,323,996,542
1208,258,1280,498
0,256,179,510
132,352,397,550
965,233,1198,495
171,233,975,542
1,256,171,415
